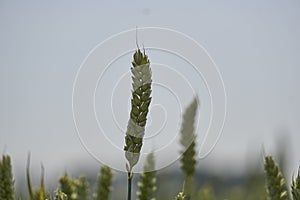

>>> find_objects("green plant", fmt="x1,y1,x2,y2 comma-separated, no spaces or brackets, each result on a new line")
137,152,157,200
179,97,198,198
0,155,15,200
59,175,89,200
54,190,68,200
124,48,152,200
175,192,185,200
291,167,300,200
26,154,48,200
264,156,289,200
94,166,113,200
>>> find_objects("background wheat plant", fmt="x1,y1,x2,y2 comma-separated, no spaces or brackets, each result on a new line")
264,156,289,200
94,166,113,200
291,167,300,200
175,192,186,200
137,152,157,200
0,155,15,200
179,97,198,199
123,48,152,200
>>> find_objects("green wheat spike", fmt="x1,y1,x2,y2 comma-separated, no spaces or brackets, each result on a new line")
264,156,289,200
74,177,89,200
0,155,15,200
124,48,152,172
291,167,300,200
59,175,89,200
137,152,157,200
175,192,185,200
94,166,113,200
54,189,68,200
179,97,198,198
59,174,74,199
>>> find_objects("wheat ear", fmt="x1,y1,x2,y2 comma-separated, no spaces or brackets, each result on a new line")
54,189,68,200
264,156,289,200
291,167,300,200
124,48,152,200
0,155,15,200
94,166,113,200
180,97,198,198
175,192,186,200
59,175,89,200
137,152,157,200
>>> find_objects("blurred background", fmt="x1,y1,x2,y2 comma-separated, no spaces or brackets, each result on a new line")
0,0,299,199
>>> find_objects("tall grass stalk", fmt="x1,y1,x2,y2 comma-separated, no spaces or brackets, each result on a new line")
124,48,152,200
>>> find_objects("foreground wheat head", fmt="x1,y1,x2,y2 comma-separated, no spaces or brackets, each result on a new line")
0,155,15,200
137,152,157,200
264,156,289,200
124,48,152,172
180,97,198,198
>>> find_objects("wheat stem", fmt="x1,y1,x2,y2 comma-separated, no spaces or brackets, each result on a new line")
127,172,132,200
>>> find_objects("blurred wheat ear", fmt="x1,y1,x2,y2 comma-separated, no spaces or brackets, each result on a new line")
291,167,300,200
0,155,15,200
264,156,289,200
180,97,198,198
175,192,186,200
54,190,68,200
59,174,89,200
137,152,157,200
94,166,113,200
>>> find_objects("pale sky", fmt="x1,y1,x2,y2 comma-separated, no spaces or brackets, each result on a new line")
0,0,300,181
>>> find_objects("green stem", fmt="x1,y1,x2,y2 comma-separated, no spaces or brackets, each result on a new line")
184,175,192,199
127,172,132,200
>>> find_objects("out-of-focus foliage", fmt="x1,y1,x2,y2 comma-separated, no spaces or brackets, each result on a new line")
0,155,15,200
94,166,113,200
137,152,157,200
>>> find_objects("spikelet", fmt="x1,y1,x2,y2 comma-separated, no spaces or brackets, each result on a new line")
59,175,89,200
264,156,289,200
137,152,157,200
59,174,74,199
175,192,185,200
54,189,68,200
0,155,15,200
291,167,300,200
94,166,113,200
179,97,198,198
124,48,152,172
